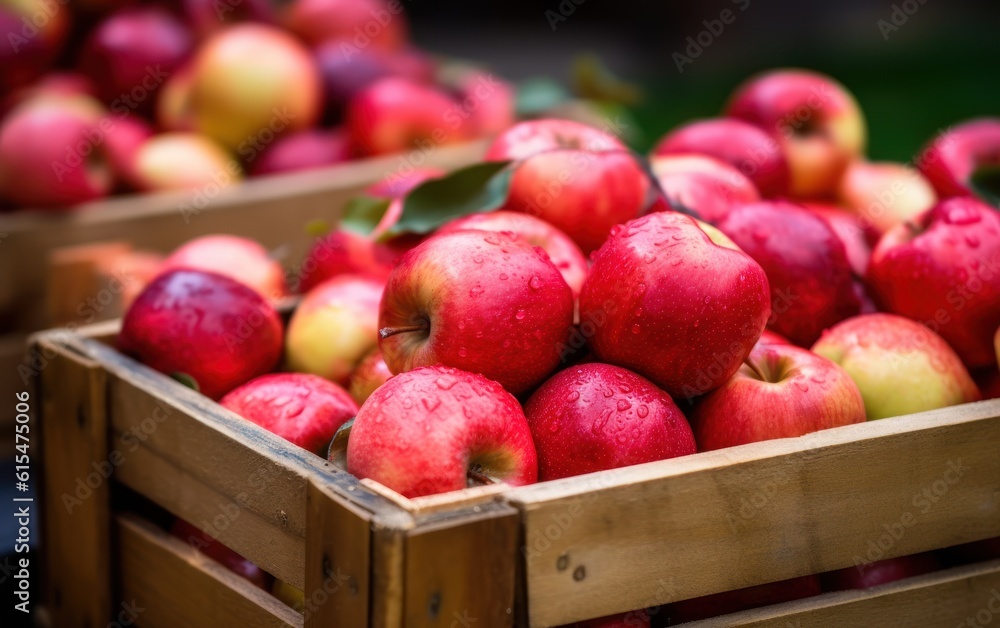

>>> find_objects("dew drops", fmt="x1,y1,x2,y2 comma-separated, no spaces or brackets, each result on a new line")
637,405,649,418
401,397,414,409
515,309,526,320
739,273,746,282
566,391,580,402
616,399,631,411
704,296,712,304
473,253,484,264
484,234,501,245
631,324,641,334
422,397,441,412
458,347,468,358
529,275,543,290
610,225,624,237
499,272,509,280
602,388,614,398
619,384,632,394
436,375,457,390
643,253,656,264
670,258,683,267
469,284,485,297
793,380,809,392
548,421,560,433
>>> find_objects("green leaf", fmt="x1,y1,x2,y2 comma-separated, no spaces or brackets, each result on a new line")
339,195,392,236
572,55,643,106
516,78,571,117
386,161,514,238
632,151,703,221
170,372,200,392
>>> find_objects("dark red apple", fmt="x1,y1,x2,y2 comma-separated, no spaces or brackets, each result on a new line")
822,553,940,591
297,230,395,293
170,519,271,589
250,128,351,176
284,0,408,50
182,0,275,38
649,154,760,223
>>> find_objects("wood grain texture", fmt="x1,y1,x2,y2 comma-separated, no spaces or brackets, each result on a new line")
370,512,411,628
507,400,1000,626
116,514,302,628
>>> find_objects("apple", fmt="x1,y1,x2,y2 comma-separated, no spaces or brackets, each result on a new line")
524,363,696,481
170,519,271,589
283,0,408,51
156,62,195,132
296,230,395,293
486,118,649,254
250,128,351,176
726,69,866,199
0,99,113,208
1,72,97,118
812,313,979,420
664,575,821,623
437,211,589,298
717,201,860,347
823,553,939,591
119,269,283,400
692,342,866,451
837,161,937,238
580,212,771,400
758,329,791,345
649,153,760,223
161,234,288,301
130,133,241,192
80,7,194,114
570,610,650,628
272,579,306,612
0,0,70,93
347,77,468,156
348,348,393,405
182,0,275,38
918,118,1000,202
182,24,321,150
867,197,1000,368
652,118,789,197
345,365,537,498
286,275,383,385
447,69,516,138
802,202,871,276
221,373,357,455
975,367,1000,401
378,230,574,395
101,114,154,190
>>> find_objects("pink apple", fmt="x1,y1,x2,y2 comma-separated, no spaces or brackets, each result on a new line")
130,132,241,191
101,114,154,190
296,230,395,293
802,202,871,276
837,161,937,238
758,329,791,345
717,201,860,347
119,269,284,400
665,576,821,623
867,197,1000,368
250,128,351,176
649,153,760,223
726,69,866,198
580,212,771,400
221,373,357,455
448,70,516,138
283,0,408,51
348,348,392,405
486,118,649,254
524,363,696,481
1,72,97,118
182,0,275,38
823,553,939,591
652,118,790,197
378,230,574,395
692,343,865,451
918,119,1000,201
171,519,271,589
0,0,70,93
345,365,536,498
161,234,288,301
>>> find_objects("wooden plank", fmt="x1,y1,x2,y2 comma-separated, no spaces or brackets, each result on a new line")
116,514,301,628
47,241,132,327
370,511,412,628
689,558,1000,627
36,337,112,627
507,400,1000,626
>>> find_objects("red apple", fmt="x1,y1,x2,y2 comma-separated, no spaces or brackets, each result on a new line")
664,575,821,623
0,0,70,93
378,230,574,395
918,119,1000,202
726,69,866,199
101,114,154,190
119,269,283,400
837,161,937,238
284,0,408,51
161,235,288,301
691,343,866,451
170,519,271,589
524,363,696,481
448,70,516,138
80,7,194,114
802,202,871,276
649,154,760,223
867,197,1000,368
296,230,395,293
486,118,649,254
652,118,789,197
130,132,241,191
717,201,860,347
345,365,537,497
758,329,791,345
367,167,444,244
250,128,351,176
580,212,771,400
823,553,939,591
221,373,357,455
348,348,392,405
182,0,275,38
1,72,97,118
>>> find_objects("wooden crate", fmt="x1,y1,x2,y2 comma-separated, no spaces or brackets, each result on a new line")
32,323,1000,627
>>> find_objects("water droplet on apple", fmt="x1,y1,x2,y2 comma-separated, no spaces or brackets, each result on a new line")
670,258,683,267
616,399,631,411
548,420,560,433
458,347,468,358
484,234,501,245
637,405,649,418
616,433,628,444
422,397,441,412
473,253,484,263
602,388,614,398
499,273,509,280
739,273,746,282
704,296,712,304
619,384,632,394
470,284,485,297
943,205,982,225
515,309,526,320
402,397,414,409
793,381,809,392
529,276,543,290
631,324,641,334
566,391,580,402
643,253,656,264
436,375,457,390
610,225,624,237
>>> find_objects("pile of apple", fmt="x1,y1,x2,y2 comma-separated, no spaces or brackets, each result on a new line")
112,67,1000,622
0,0,512,210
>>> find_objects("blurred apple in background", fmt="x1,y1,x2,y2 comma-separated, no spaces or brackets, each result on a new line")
296,230,394,292
822,553,940,591
250,128,351,176
161,234,288,300
652,118,790,198
171,519,271,589
0,0,70,93
366,167,444,247
272,580,306,612
802,202,871,276
101,114,154,190
726,69,866,199
1,72,97,118
919,118,1000,203
156,62,196,131
283,0,408,51
129,132,240,191
182,0,275,38
446,68,516,138
837,161,937,239
664,575,821,623
812,314,979,420
649,153,760,223
348,348,393,405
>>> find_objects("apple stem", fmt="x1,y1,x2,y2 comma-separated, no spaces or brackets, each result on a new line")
744,357,768,382
379,322,429,339
467,468,496,486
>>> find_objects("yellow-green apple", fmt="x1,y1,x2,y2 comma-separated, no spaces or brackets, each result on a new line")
652,118,789,197
296,230,395,293
182,0,275,38
101,115,154,191
119,269,284,400
691,343,865,450
347,77,468,156
580,212,771,400
221,373,357,455
80,7,194,114
918,119,1000,202
649,153,760,223
717,201,860,346
822,553,939,591
571,611,650,628
0,0,70,93
664,576,821,623
348,348,392,405
130,132,241,191
0,99,113,208
250,128,350,176
437,211,588,298
867,197,1000,368
801,202,871,276
524,363,696,481
156,62,195,132
182,24,321,150
170,519,271,589
271,580,305,612
283,0,408,50
726,69,866,199
285,275,383,385
837,161,937,238
345,365,537,497
812,313,979,420
486,118,649,253
161,234,288,301
378,230,574,395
